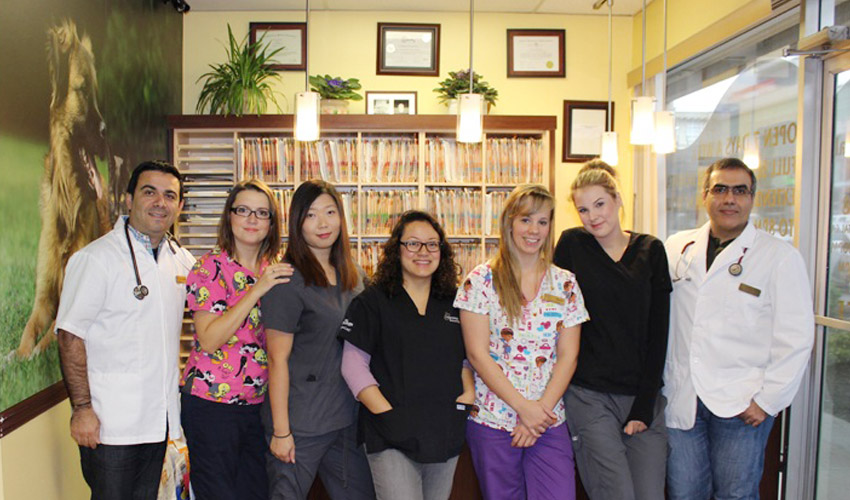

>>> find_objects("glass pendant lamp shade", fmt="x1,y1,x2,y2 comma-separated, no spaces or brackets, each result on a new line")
294,91,320,142
630,96,655,145
652,110,676,154
600,131,619,166
743,139,760,169
457,93,484,143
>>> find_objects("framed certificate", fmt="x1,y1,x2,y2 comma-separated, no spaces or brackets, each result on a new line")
507,29,565,78
377,23,440,76
249,22,307,71
563,100,613,162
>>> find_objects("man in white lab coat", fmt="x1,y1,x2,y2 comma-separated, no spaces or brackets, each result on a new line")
664,157,814,500
55,161,195,500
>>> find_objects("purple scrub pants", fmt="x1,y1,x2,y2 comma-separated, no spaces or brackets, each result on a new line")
466,421,576,500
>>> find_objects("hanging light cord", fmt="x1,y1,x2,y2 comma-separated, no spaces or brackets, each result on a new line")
607,0,608,132
641,0,647,97
304,0,310,91
469,0,474,94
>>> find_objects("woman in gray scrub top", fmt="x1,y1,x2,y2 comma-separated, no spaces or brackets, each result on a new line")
261,179,375,500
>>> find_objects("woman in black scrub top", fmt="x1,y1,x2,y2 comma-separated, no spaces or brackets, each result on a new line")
553,161,671,500
261,179,375,500
340,210,474,500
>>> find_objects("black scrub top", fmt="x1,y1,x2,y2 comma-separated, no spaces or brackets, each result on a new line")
339,285,469,463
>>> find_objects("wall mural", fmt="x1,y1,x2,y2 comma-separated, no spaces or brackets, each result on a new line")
0,0,182,415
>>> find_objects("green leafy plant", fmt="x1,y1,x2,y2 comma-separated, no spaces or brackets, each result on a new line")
196,24,283,116
308,75,363,101
434,69,498,106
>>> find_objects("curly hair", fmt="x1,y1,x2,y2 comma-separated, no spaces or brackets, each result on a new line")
371,210,459,298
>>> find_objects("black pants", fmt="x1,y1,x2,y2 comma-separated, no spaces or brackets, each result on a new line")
181,393,268,500
79,439,166,500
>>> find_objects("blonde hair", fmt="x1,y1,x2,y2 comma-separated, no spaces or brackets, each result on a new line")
570,159,619,202
491,184,555,325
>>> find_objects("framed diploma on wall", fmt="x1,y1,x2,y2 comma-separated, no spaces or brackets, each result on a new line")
377,23,440,76
563,100,613,162
249,22,307,71
507,29,565,78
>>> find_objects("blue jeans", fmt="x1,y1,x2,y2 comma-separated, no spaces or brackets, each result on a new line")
667,399,774,500
79,439,167,500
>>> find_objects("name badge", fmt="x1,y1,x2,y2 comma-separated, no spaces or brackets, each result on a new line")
739,283,761,297
542,293,565,305
175,275,187,284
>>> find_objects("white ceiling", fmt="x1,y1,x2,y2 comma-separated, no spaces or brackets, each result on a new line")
185,0,647,16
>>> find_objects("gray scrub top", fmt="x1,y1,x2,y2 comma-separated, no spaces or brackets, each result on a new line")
262,267,364,436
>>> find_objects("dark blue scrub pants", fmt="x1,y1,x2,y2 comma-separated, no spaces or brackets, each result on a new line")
181,392,268,500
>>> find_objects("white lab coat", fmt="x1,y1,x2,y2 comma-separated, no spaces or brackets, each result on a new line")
663,222,814,430
55,218,195,445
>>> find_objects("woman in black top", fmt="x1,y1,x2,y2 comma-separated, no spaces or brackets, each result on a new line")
340,210,474,500
554,160,672,500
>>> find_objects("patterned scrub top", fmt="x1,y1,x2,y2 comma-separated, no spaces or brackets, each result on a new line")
181,249,269,405
454,262,590,431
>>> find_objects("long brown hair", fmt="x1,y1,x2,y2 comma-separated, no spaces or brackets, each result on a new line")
217,179,281,264
491,184,555,325
284,179,358,290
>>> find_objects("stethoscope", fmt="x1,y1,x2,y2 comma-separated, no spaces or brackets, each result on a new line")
124,218,178,301
672,240,748,282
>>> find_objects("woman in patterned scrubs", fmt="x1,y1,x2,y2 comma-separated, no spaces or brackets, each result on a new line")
180,179,291,499
454,184,589,500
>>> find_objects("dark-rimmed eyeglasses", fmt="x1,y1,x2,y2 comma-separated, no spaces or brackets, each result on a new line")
231,206,272,220
706,184,753,197
400,240,442,253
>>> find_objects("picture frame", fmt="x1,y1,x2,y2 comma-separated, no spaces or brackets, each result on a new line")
249,22,307,71
562,100,613,162
377,23,440,76
366,92,418,115
507,29,566,78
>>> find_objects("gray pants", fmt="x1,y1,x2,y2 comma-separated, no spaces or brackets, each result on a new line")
564,386,667,500
265,424,376,500
367,448,459,500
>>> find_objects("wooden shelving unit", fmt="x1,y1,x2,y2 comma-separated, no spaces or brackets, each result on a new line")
169,114,556,363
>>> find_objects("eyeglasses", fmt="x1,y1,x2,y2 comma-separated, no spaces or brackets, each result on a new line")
400,240,442,253
706,184,753,197
231,206,272,220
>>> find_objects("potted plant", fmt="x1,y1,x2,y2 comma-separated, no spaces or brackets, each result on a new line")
196,24,283,116
309,74,363,114
434,69,499,113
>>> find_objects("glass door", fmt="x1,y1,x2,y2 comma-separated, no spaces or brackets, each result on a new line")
815,55,850,499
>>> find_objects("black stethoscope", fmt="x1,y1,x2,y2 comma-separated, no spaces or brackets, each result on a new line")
672,240,748,282
124,219,178,301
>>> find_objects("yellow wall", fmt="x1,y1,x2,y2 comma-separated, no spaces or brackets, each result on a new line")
0,403,87,500
183,10,635,231
629,0,776,85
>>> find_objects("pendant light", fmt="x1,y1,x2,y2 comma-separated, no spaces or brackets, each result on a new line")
457,0,483,144
652,0,676,154
630,0,655,145
294,0,319,142
743,137,760,169
599,0,618,165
